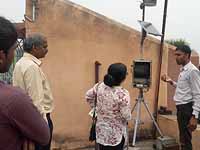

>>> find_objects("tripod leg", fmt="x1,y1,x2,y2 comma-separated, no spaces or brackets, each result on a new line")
131,101,137,113
142,101,164,137
132,100,141,146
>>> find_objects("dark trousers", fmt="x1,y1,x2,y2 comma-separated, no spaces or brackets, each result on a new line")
35,113,53,150
176,102,193,150
99,136,125,150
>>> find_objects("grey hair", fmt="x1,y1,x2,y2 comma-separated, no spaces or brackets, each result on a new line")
23,33,46,52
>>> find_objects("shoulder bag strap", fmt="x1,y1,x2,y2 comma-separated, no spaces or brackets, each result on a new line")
92,82,101,120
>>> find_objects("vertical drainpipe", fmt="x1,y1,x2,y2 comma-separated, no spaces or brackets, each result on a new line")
153,0,169,138
32,0,37,21
95,61,101,84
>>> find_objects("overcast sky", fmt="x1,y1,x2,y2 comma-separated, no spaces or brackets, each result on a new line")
0,0,199,52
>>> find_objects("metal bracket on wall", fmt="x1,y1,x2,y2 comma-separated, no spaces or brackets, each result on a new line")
24,0,39,22
24,14,34,22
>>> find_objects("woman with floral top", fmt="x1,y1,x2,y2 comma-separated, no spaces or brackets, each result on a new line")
86,63,132,150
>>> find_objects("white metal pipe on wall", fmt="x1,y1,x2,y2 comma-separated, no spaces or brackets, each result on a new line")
32,2,36,21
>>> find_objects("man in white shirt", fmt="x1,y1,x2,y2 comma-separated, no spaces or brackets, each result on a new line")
13,34,54,150
161,44,200,150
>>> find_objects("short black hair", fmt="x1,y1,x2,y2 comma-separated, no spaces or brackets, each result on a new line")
176,44,191,55
23,34,46,53
104,63,127,87
0,16,17,54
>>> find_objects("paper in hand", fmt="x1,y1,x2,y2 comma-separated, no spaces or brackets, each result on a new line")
88,108,97,118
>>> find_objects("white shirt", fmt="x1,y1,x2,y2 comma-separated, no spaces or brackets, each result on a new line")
173,61,200,118
13,53,54,116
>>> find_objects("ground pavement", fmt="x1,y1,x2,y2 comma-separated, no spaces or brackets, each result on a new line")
80,140,155,150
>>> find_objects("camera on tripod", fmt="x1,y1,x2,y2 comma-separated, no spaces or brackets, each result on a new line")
132,59,152,89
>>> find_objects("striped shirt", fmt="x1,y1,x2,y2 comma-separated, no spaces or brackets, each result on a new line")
173,61,200,118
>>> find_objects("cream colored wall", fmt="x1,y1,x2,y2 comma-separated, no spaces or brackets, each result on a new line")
25,0,168,146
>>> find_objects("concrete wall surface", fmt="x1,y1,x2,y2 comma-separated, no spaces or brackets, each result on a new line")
25,0,169,148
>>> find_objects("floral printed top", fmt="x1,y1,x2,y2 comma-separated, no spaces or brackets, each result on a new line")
86,82,131,146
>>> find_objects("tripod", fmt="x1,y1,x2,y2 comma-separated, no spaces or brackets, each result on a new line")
131,86,164,146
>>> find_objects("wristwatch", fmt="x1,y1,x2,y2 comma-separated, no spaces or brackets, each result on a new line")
192,114,199,119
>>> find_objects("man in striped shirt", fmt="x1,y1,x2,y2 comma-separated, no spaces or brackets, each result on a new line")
161,44,200,150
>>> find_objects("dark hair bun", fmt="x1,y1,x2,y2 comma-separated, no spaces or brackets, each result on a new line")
104,74,114,87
